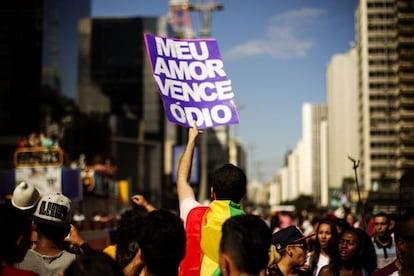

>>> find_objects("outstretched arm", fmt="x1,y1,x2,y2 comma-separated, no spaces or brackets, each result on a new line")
176,122,202,207
131,194,156,212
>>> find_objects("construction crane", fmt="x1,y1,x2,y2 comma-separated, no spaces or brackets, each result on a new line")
168,0,194,38
189,0,223,38
169,0,223,38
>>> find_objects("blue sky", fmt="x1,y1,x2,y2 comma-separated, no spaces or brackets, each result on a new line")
92,0,359,182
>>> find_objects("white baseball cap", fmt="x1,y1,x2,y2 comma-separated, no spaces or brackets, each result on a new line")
11,181,40,210
34,193,72,227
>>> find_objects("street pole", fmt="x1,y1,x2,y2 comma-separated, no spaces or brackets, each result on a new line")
189,0,223,203
348,155,365,230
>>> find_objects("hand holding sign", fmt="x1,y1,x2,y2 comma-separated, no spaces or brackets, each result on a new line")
144,34,240,129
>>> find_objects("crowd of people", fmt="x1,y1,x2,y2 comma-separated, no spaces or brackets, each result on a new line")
1,123,414,276
17,132,60,148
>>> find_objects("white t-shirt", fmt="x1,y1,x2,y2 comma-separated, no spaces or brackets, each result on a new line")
313,253,330,276
179,197,201,227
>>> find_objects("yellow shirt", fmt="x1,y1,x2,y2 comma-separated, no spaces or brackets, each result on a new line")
103,244,117,259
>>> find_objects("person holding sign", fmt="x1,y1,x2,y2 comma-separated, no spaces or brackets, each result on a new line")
177,122,247,276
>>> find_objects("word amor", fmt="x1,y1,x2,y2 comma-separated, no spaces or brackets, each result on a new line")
153,36,233,100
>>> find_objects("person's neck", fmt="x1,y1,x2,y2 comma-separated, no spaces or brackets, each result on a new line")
375,234,391,246
341,259,356,272
34,238,62,255
277,257,296,276
320,247,329,257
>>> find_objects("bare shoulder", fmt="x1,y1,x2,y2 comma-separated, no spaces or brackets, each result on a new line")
318,264,333,276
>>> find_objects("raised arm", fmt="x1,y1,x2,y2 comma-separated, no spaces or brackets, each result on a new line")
131,194,156,212
176,122,202,207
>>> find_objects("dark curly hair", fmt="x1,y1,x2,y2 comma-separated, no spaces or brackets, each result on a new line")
115,209,146,269
139,209,186,276
333,227,377,274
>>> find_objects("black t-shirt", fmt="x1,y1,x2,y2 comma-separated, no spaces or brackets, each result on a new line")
267,264,284,276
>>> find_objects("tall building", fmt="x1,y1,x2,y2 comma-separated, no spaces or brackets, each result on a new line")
302,103,327,204
326,47,359,191
287,142,301,200
320,120,329,206
275,167,289,203
0,0,90,167
356,0,414,192
274,139,302,203
0,1,43,138
274,103,327,205
78,16,171,207
0,1,43,169
42,0,90,99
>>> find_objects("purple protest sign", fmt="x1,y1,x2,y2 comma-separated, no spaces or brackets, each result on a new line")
144,33,240,129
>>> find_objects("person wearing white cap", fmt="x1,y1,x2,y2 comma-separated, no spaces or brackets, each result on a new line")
11,182,41,249
15,193,76,276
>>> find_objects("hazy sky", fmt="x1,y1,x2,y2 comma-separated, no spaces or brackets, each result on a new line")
92,0,359,181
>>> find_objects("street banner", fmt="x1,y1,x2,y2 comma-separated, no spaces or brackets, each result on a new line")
15,167,62,194
144,34,240,129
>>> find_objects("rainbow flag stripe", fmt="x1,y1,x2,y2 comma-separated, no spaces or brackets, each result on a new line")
200,200,245,276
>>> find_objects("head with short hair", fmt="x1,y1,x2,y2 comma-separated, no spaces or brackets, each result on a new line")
373,212,391,237
394,211,414,241
393,211,414,270
219,214,271,275
211,164,247,202
115,209,146,269
139,209,186,276
373,212,390,223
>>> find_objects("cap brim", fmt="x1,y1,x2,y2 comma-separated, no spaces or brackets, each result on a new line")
293,232,316,243
11,200,37,210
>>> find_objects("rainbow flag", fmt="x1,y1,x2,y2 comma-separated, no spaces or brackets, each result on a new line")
180,200,244,276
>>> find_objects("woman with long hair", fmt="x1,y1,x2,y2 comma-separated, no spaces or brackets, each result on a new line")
309,218,339,276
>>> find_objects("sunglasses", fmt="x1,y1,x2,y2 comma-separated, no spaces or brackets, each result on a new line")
288,243,308,251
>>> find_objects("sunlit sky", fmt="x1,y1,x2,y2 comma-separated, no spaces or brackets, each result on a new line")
90,0,359,181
